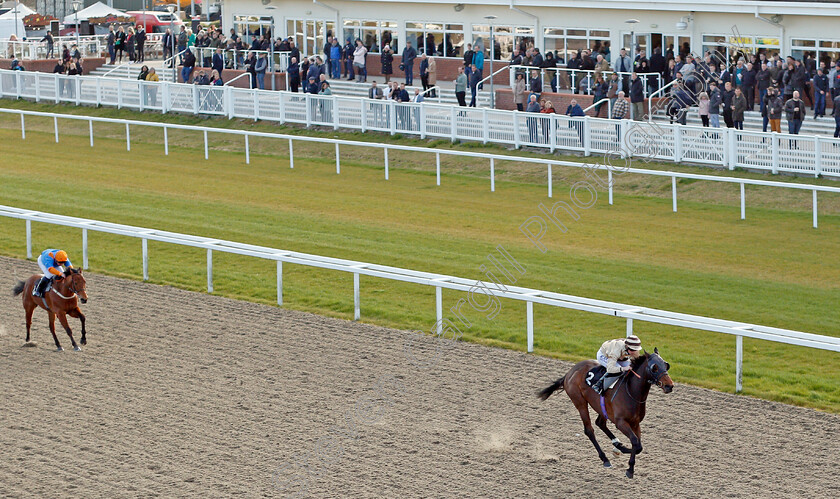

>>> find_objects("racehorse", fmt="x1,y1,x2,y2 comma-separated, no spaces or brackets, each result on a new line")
537,348,674,478
12,268,89,352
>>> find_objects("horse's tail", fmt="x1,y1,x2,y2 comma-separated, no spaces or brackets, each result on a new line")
537,375,566,401
12,280,25,297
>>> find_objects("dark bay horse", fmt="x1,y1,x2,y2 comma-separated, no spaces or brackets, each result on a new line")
537,348,674,478
12,268,89,352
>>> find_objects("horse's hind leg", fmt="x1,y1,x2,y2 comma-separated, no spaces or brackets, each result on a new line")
48,311,63,351
596,415,629,456
56,312,80,351
573,400,611,468
24,303,35,343
615,419,642,479
68,308,86,345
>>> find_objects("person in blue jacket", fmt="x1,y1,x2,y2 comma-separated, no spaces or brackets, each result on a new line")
33,249,73,297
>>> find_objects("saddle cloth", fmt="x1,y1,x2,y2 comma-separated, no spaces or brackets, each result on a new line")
585,364,622,393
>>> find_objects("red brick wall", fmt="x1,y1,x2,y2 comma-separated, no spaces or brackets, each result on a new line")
1,58,106,75
176,67,286,90
360,55,510,84
494,88,615,118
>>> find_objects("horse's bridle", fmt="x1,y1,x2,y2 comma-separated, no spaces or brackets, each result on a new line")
51,274,80,300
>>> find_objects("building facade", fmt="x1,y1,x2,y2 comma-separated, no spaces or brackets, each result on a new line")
221,0,840,67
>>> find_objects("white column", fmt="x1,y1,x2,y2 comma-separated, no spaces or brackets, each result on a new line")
126,123,130,151
203,130,208,160
335,143,340,174
436,152,441,186
89,119,94,147
54,116,59,143
384,148,389,180
435,286,442,335
813,190,818,229
164,126,169,155
672,176,677,212
20,113,24,139
740,183,745,220
608,169,613,205
490,158,495,192
547,164,552,198
245,134,250,165
289,139,294,168
25,219,31,259
626,318,633,337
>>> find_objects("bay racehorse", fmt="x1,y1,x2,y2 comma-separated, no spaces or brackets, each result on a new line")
537,348,674,478
12,268,89,352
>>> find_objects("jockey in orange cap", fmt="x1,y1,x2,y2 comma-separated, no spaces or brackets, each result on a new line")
33,248,74,297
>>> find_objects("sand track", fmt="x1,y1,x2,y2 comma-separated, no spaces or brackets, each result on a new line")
1,255,838,498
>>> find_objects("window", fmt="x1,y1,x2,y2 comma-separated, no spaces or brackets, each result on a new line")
471,25,533,60
233,15,274,46
285,19,336,58
701,34,780,66
405,22,463,57
543,28,610,65
791,38,840,69
342,19,398,53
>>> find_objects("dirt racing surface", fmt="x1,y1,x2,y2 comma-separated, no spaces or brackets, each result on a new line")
1,255,838,498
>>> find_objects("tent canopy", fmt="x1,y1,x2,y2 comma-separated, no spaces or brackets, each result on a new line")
0,2,36,17
62,1,126,24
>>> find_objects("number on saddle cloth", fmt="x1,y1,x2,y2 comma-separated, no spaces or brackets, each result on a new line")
585,365,607,389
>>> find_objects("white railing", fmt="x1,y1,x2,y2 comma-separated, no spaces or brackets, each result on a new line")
1,35,106,60
2,203,838,392
192,47,290,73
509,64,663,98
2,68,840,179
5,107,839,231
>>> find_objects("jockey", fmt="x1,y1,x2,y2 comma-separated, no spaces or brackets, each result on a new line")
593,335,643,394
33,249,73,297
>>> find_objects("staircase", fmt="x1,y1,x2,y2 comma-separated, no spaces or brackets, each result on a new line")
650,107,838,138
324,78,492,107
88,62,176,82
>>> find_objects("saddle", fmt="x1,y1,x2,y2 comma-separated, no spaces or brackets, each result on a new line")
585,365,622,394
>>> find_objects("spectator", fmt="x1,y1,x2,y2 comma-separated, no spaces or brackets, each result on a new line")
126,27,136,63
473,43,485,87
193,69,210,85
698,91,710,127
181,47,196,84
513,73,527,111
144,67,159,106
629,72,644,121
319,81,332,95
592,75,608,117
427,56,437,98
615,47,632,89
41,31,55,59
612,90,629,119
177,26,187,64
731,87,747,130
741,62,756,110
785,90,806,134
288,57,300,93
593,53,609,81
244,51,256,88
607,72,621,111
419,54,430,96
767,86,784,133
116,26,126,63
162,28,173,65
814,67,829,119
212,48,224,76
210,69,222,86
254,52,268,90
402,40,417,85
369,81,383,99
468,64,481,107
455,66,467,107
106,26,116,64
833,91,840,138
329,38,341,79
463,43,474,76
708,81,722,128
307,76,319,94
354,39,368,83
138,64,149,81
722,81,735,128
136,25,147,63
830,62,840,101
566,98,585,144
756,62,771,115
526,94,541,142
380,45,393,83
529,69,542,102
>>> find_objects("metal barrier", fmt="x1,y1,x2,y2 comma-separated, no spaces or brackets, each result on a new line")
2,68,840,180
509,64,663,98
1,203,838,392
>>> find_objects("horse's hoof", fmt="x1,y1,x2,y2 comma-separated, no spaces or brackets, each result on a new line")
73,346,82,352
603,461,612,468
55,347,64,352
612,447,622,457
625,470,634,479
81,338,87,345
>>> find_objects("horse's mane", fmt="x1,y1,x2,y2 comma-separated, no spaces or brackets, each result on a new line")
631,353,649,370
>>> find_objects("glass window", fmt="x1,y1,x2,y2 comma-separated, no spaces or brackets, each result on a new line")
406,21,463,57
543,27,611,64
342,20,398,53
471,24,531,60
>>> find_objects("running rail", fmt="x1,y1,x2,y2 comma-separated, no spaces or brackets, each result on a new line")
1,204,838,392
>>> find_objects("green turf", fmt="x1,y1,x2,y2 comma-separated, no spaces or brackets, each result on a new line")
1,101,839,413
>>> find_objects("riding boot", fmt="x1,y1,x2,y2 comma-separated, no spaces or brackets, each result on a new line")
32,276,48,297
593,377,605,395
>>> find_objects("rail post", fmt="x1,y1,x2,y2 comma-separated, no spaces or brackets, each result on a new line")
20,113,24,139
82,229,88,269
740,183,745,220
547,164,553,198
435,286,442,335
735,334,743,393
54,116,59,143
384,147,389,180
353,272,360,320
142,238,149,281
608,169,613,205
672,176,677,212
207,249,213,292
813,190,818,229
490,158,495,192
626,318,633,337
126,123,130,151
526,301,534,353
245,134,250,165
289,139,294,169
25,219,31,259
436,152,441,186
335,143,340,174
203,130,208,160
89,119,94,147
164,126,169,155
276,260,283,306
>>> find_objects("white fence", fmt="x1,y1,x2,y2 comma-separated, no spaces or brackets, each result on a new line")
4,107,839,230
1,34,167,61
2,68,840,178
1,204,838,392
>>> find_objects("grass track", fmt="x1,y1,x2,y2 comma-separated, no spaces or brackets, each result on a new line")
1,101,839,412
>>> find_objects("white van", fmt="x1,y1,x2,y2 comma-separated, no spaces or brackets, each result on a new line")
0,17,26,41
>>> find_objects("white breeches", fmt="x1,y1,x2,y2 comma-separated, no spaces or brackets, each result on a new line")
597,351,630,374
37,259,63,280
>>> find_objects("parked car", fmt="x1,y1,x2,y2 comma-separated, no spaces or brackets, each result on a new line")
126,10,185,33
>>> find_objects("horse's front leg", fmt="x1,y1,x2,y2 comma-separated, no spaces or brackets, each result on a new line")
596,414,630,456
56,312,80,351
615,420,642,478
48,311,62,352
68,308,86,345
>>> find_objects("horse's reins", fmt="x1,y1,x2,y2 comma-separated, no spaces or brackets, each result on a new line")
51,276,79,300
